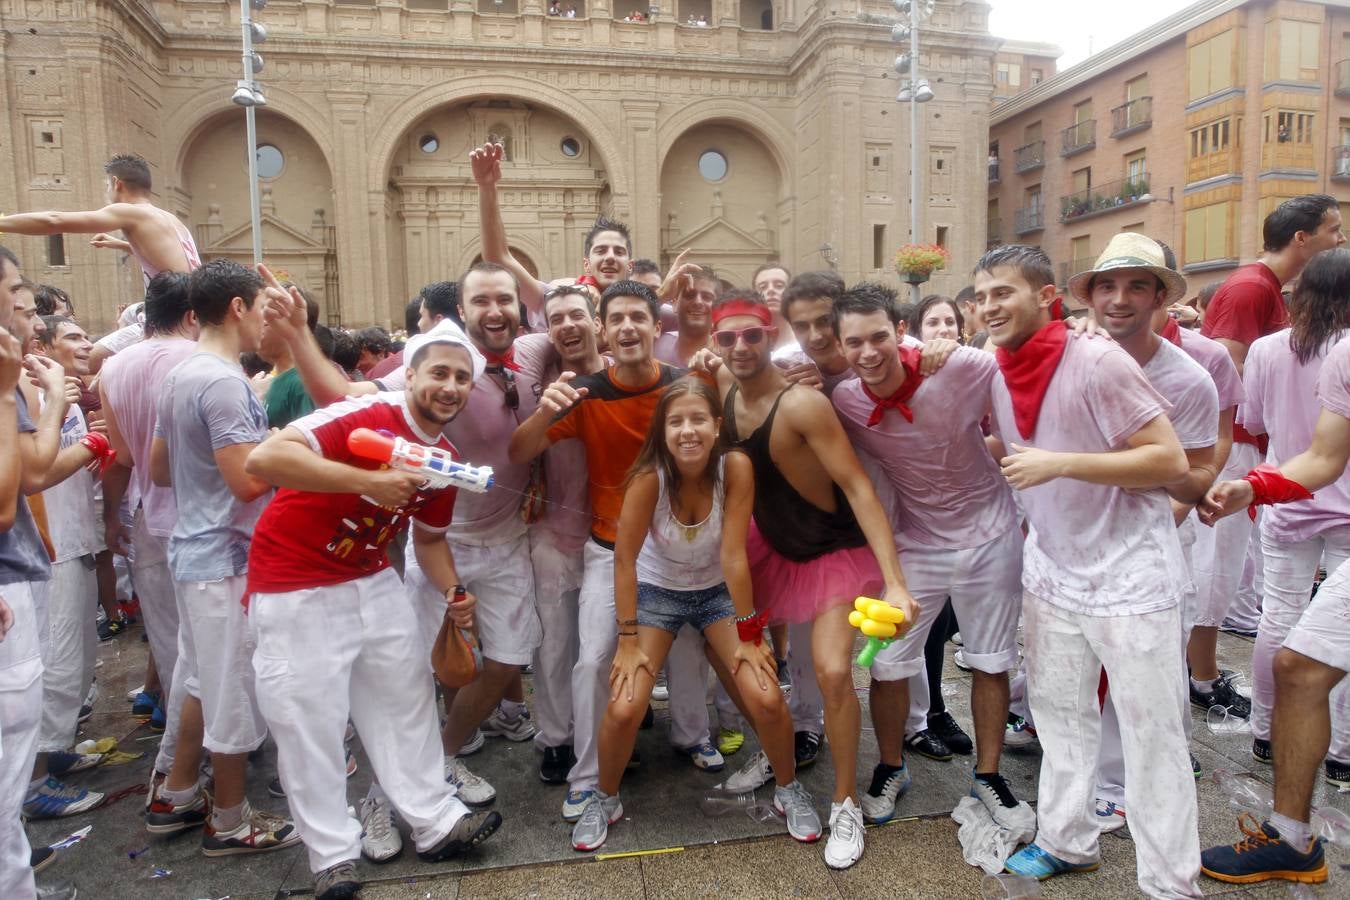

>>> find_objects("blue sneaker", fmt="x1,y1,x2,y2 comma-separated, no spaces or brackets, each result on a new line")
22,776,105,819
150,704,166,731
1200,814,1327,885
680,741,725,772
562,789,594,823
132,690,159,719
1005,842,1100,880
46,750,102,777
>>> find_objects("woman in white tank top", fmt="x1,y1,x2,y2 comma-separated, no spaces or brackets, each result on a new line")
569,376,820,853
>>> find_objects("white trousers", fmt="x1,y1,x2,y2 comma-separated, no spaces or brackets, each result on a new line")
714,619,824,735
0,581,44,900
131,520,184,774
665,624,712,749
37,556,97,752
529,529,581,750
174,574,266,755
567,540,617,791
1252,531,1350,758
1024,593,1200,899
1191,442,1260,627
1227,520,1266,631
250,568,469,874
1285,557,1350,673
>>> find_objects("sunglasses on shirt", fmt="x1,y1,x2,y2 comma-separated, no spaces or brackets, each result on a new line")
712,325,770,348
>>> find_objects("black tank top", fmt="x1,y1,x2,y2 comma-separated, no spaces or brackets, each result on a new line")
723,385,867,562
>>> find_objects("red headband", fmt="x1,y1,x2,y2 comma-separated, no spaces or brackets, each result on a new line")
712,299,772,327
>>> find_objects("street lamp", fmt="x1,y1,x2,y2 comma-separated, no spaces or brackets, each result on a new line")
892,0,935,302
234,0,268,264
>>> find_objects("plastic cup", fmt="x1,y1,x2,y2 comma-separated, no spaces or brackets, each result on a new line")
981,873,1043,899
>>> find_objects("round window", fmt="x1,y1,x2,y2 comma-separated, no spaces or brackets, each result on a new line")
419,134,440,154
561,137,582,158
698,149,728,182
255,144,284,179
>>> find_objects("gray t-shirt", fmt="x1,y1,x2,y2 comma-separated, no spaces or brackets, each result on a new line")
0,390,53,585
156,353,269,582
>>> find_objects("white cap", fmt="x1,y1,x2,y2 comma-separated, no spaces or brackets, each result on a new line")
402,320,486,382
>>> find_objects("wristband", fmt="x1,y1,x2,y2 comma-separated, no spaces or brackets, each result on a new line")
735,611,764,645
79,431,116,475
1244,464,1314,521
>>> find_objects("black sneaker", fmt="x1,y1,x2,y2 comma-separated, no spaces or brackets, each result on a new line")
1325,758,1350,788
1200,814,1326,884
776,658,791,691
1192,753,1202,780
540,745,574,785
76,704,92,724
31,845,55,873
1252,738,1272,765
927,711,973,755
417,809,502,862
97,615,127,642
268,777,286,799
794,731,821,769
1191,673,1251,718
905,729,953,762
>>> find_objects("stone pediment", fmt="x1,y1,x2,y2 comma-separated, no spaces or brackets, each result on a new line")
207,214,327,253
674,215,772,253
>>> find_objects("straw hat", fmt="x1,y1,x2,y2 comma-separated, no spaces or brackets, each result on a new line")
1067,233,1188,305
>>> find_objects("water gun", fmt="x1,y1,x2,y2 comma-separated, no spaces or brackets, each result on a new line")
848,596,906,667
347,428,494,493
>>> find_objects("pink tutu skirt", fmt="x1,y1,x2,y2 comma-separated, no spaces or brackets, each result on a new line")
746,518,885,625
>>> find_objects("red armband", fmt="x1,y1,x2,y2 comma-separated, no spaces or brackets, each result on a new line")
1244,463,1313,520
735,611,765,645
79,431,117,475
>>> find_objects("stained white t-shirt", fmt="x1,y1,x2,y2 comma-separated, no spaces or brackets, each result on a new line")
1141,338,1219,450
40,403,103,562
1178,328,1244,412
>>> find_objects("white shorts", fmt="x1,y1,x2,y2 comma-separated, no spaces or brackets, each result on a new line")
174,574,266,754
872,526,1023,680
1284,561,1350,674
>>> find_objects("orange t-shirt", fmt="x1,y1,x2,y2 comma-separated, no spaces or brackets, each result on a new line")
547,362,684,545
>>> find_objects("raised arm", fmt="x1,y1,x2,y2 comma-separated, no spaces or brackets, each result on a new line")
471,143,544,313
0,203,142,237
258,263,369,406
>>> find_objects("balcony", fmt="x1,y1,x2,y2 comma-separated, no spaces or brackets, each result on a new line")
1187,147,1240,184
1338,60,1350,98
1014,141,1045,173
1057,258,1097,288
1061,120,1096,157
1014,206,1045,235
987,217,1002,247
1261,140,1315,173
988,160,1001,183
1059,175,1152,224
1111,97,1152,137
1333,145,1350,181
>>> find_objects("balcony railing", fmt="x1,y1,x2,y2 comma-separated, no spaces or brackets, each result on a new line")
1111,97,1152,137
1058,258,1098,288
1338,60,1350,97
987,217,1001,246
1014,206,1045,235
1333,145,1350,180
988,160,1000,183
1261,140,1315,172
1014,141,1045,173
1059,174,1151,223
1061,120,1096,156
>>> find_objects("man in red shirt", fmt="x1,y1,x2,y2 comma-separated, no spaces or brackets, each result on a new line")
243,319,501,900
1191,195,1343,721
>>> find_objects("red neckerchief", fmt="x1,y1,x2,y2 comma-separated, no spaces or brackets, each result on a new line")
995,320,1069,439
862,344,925,426
482,346,521,372
1161,316,1183,347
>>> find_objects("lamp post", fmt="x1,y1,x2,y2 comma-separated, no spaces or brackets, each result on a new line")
233,0,269,265
891,0,934,303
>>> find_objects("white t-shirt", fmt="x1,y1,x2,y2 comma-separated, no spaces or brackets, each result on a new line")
990,336,1186,616
1178,328,1244,412
40,403,104,562
1141,339,1219,450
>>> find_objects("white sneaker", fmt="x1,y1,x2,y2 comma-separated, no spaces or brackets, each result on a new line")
953,648,972,672
482,706,538,742
444,758,496,806
356,796,403,862
457,728,485,757
824,798,865,869
1095,798,1127,834
719,750,773,792
126,684,145,702
651,672,669,702
951,631,963,646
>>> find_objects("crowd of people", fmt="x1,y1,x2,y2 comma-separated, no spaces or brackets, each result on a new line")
0,147,1347,900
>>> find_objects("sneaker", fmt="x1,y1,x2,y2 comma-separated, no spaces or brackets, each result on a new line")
824,797,865,869
571,792,623,852
1191,673,1251,718
23,777,104,819
860,762,911,825
457,728,485,757
1200,814,1327,884
681,741,725,771
149,705,166,732
773,780,822,842
131,691,159,718
358,795,403,863
125,684,145,702
417,809,502,862
46,750,102,776
1220,620,1259,639
1192,753,1203,780
562,789,595,822
31,845,56,874
951,631,964,646
143,770,167,814
35,879,78,900
795,730,822,768
1252,738,1272,765
970,772,1023,830
76,704,92,724
719,750,773,792
444,758,496,806
146,786,209,834
268,777,286,799
314,860,360,900
1004,714,1039,749
201,806,302,856
1325,758,1350,788
651,672,669,702
928,711,973,756
1095,798,1127,834
1005,842,1100,880
717,727,745,756
482,705,538,742
540,745,574,785
953,649,972,672
97,615,127,641
777,658,791,690
904,729,952,762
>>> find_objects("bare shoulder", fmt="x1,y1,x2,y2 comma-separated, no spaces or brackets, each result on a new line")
724,447,753,482
778,382,835,424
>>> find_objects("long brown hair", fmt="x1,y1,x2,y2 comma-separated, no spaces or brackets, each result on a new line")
1289,247,1350,365
627,376,729,496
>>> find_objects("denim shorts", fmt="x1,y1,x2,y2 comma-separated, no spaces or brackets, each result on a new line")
636,582,735,635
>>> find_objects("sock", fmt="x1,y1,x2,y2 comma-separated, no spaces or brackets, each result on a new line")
158,783,199,806
211,800,246,832
974,771,1019,808
866,762,904,795
1191,676,1217,693
500,699,526,718
1270,812,1314,852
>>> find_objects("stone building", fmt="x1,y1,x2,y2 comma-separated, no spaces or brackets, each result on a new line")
988,0,1350,302
0,0,1000,333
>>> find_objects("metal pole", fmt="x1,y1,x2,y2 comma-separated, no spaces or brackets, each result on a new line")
908,5,921,305
241,0,262,265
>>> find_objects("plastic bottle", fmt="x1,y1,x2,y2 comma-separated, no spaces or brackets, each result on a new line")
1211,769,1273,817
981,873,1043,899
699,789,779,824
1206,705,1252,735
1313,804,1350,849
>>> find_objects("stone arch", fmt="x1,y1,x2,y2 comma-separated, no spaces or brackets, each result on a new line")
459,234,547,280
655,99,795,197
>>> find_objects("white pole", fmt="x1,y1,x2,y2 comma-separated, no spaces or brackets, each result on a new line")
241,0,262,265
908,4,921,305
